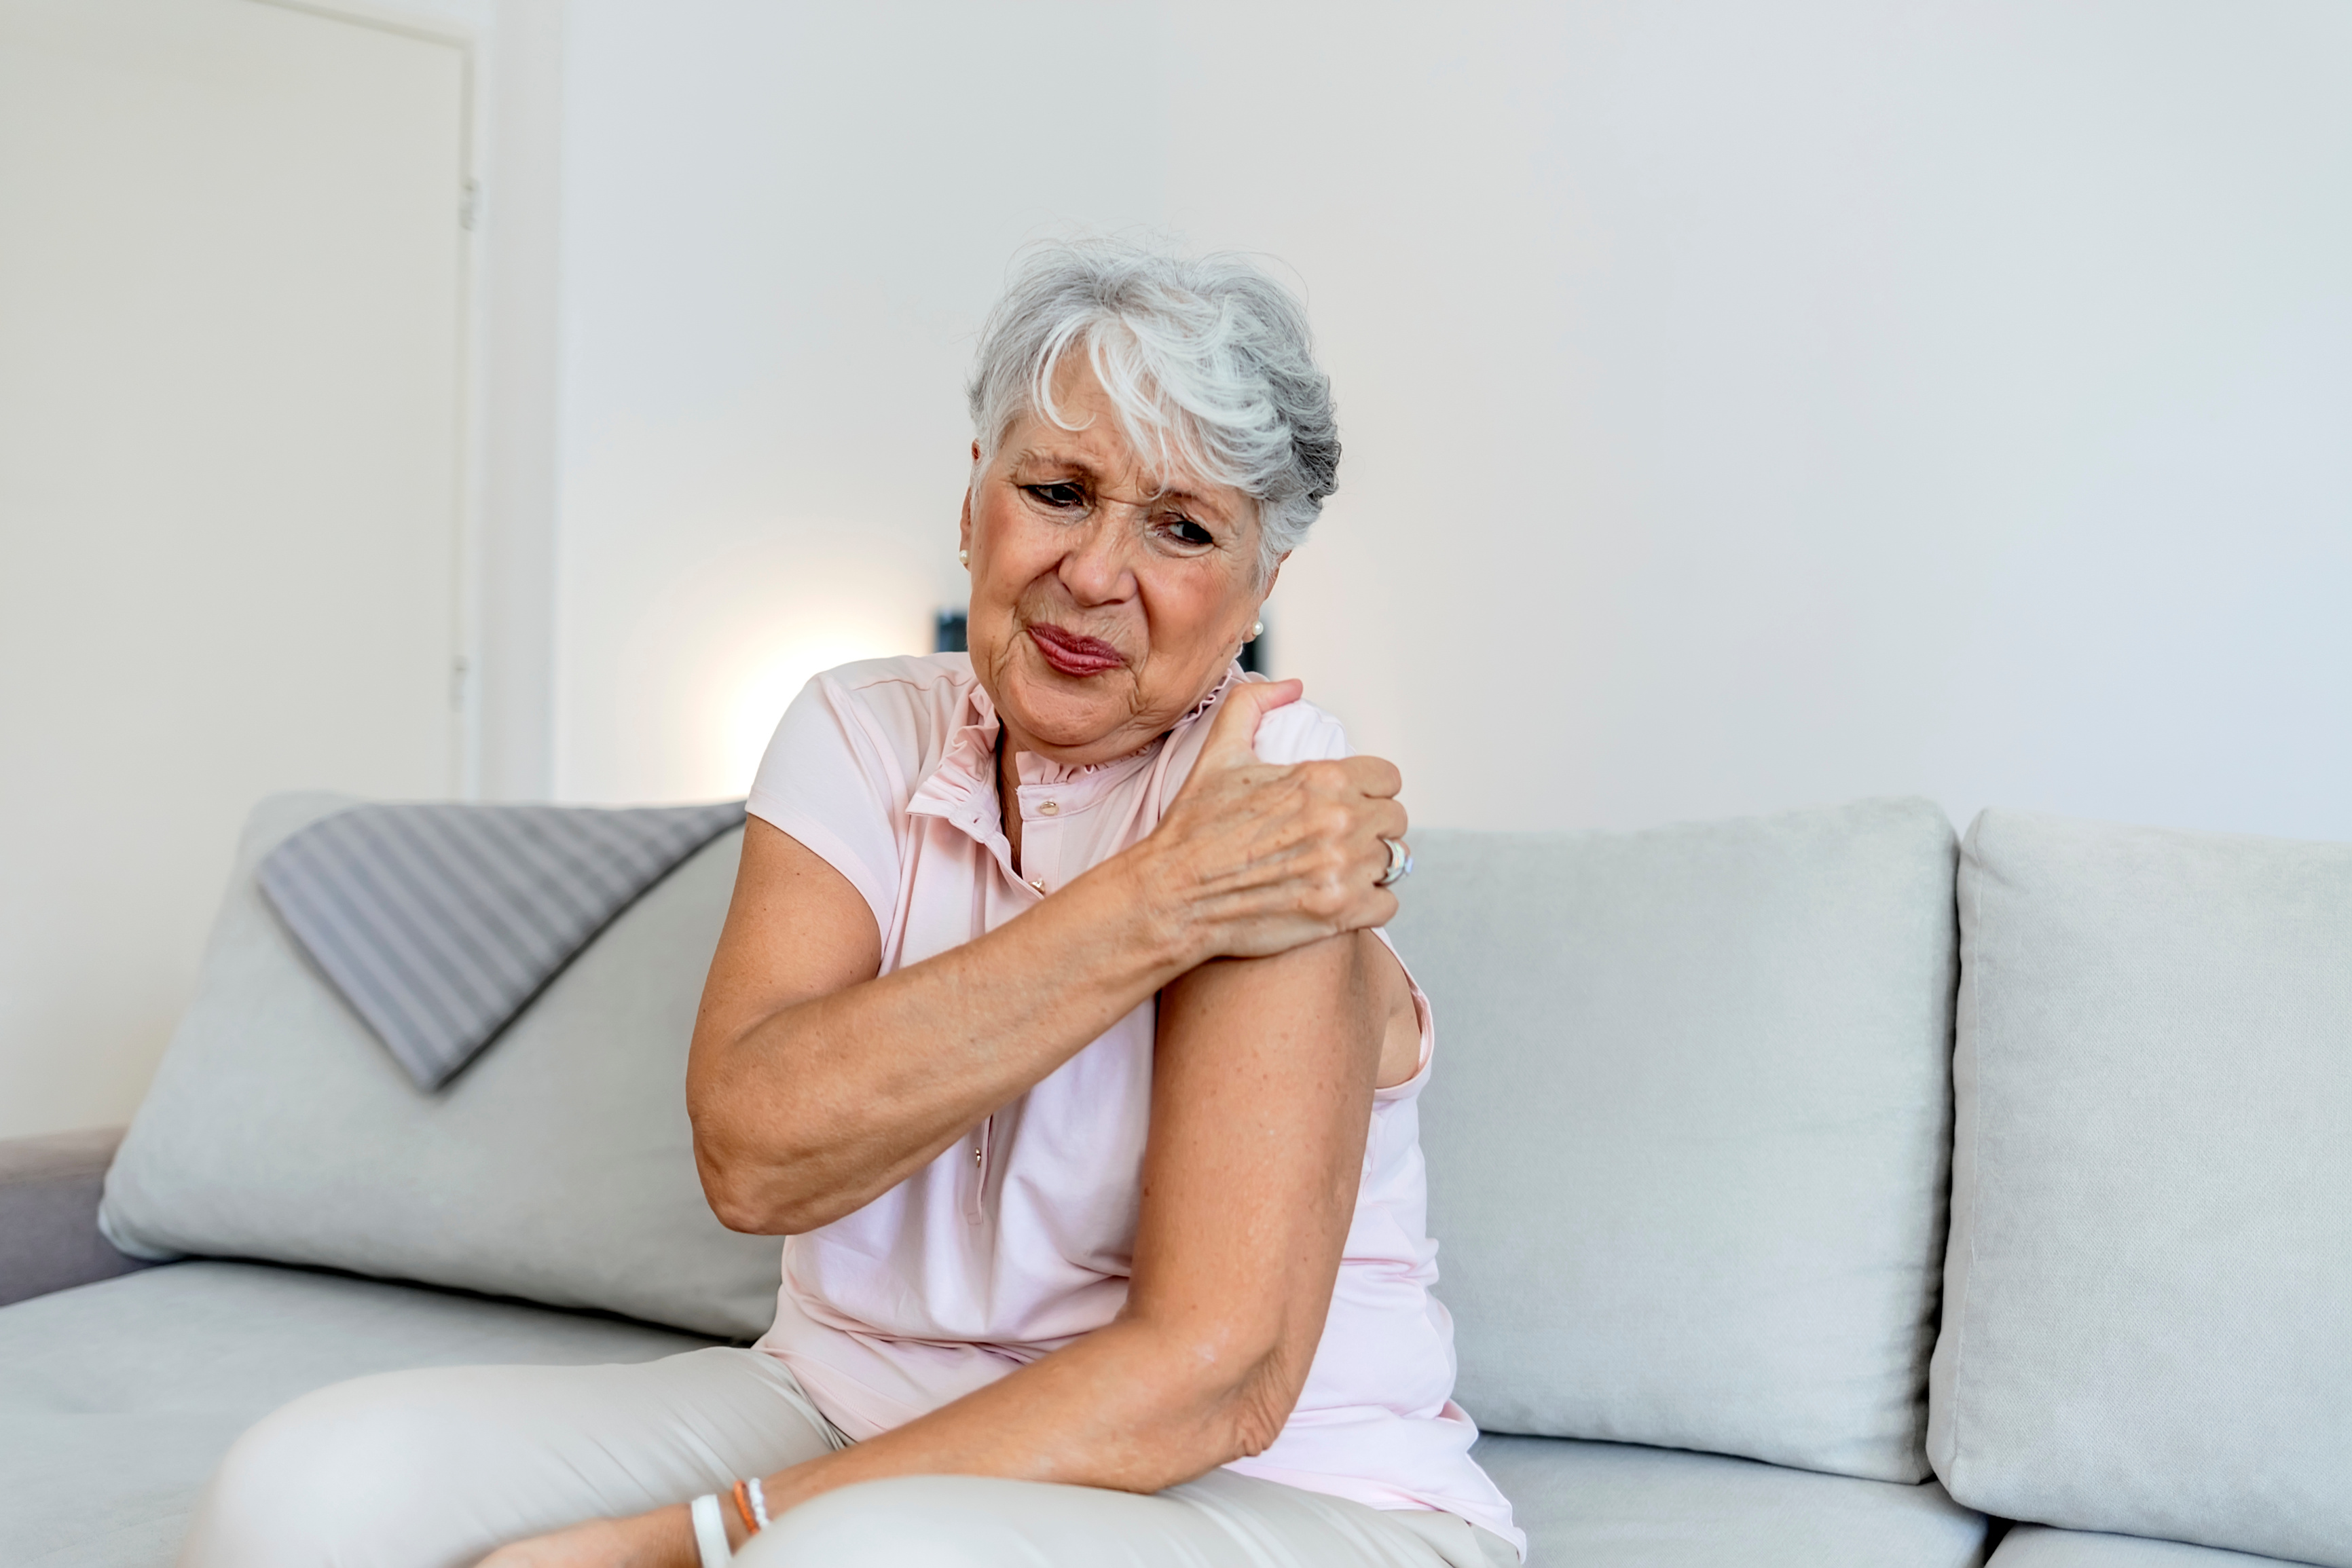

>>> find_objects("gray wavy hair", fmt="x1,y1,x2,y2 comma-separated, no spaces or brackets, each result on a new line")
966,240,1340,576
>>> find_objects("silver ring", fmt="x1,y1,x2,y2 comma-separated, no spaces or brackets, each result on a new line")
1376,837,1414,888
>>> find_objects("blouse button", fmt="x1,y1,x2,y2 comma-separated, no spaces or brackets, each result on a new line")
1036,799,1059,817
1029,877,1046,893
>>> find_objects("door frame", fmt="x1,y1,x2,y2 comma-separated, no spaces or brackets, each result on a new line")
249,0,563,801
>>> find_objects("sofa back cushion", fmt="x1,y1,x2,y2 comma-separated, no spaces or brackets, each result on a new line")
1389,798,1959,1483
1928,810,2352,1568
100,794,784,1340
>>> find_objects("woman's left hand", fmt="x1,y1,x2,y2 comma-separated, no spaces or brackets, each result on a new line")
475,1506,692,1568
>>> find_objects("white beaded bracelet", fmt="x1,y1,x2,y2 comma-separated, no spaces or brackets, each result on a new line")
744,1476,771,1532
690,1493,733,1568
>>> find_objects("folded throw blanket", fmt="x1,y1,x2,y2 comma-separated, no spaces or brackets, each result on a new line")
259,801,746,1089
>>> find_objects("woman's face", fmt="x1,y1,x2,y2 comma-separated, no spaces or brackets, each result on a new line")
961,358,1276,766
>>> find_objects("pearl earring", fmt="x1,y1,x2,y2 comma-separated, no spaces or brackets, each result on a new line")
1249,619,1264,639
958,548,970,566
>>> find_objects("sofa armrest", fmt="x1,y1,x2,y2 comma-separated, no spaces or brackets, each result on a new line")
0,1127,155,1307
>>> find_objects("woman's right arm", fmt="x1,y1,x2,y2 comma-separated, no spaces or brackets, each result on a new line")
686,679,1406,1235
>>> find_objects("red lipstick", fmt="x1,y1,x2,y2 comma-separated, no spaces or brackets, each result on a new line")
1027,623,1126,677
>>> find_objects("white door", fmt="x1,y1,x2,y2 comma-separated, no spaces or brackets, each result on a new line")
0,0,468,1136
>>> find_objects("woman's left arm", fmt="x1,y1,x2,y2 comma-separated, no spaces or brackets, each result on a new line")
481,929,1409,1566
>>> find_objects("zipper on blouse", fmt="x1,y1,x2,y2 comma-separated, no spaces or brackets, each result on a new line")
963,1113,993,1225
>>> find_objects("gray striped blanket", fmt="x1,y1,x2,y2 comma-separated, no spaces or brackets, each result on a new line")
258,801,745,1089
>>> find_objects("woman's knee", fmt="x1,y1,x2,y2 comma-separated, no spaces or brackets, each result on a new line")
181,1370,496,1568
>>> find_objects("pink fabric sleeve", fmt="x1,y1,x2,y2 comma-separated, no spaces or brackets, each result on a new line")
745,674,905,944
1247,689,1353,766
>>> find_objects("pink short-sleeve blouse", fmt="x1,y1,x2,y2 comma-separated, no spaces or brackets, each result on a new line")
745,652,1521,1556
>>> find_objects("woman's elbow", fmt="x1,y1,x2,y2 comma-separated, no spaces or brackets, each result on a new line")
693,1136,773,1233
693,1120,866,1235
691,1117,805,1234
1213,1354,1307,1467
1149,1336,1303,1472
1215,1369,1296,1462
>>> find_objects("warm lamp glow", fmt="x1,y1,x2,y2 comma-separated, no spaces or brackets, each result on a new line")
718,627,905,794
619,534,944,803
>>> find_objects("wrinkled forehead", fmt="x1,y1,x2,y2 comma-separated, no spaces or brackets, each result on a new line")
1003,355,1250,515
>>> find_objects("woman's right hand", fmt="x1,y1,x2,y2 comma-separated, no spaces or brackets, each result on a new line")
1132,679,1410,963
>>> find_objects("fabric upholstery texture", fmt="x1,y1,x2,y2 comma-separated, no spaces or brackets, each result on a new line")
100,793,786,1340
260,800,745,1089
0,1127,149,1307
1989,1527,2320,1568
1388,798,1960,1482
1930,810,2352,1568
1471,1434,1988,1567
0,1261,712,1568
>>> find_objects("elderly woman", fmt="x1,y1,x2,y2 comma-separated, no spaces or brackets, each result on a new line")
181,242,1520,1568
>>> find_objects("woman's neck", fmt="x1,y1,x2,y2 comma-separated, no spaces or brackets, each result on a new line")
995,729,1027,867
989,692,1209,867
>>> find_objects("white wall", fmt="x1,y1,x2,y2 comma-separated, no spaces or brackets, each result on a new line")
553,3,1168,804
470,0,567,800
557,0,2352,842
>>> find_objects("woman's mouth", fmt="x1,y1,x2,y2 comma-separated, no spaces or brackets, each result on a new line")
1027,623,1126,677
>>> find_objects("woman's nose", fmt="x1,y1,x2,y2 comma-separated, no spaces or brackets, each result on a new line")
1058,513,1138,604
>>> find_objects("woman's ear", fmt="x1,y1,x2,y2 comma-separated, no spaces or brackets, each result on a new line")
1260,555,1287,602
959,443,983,559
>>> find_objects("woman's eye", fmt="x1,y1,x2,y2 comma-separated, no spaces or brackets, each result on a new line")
1163,516,1215,546
1025,483,1086,510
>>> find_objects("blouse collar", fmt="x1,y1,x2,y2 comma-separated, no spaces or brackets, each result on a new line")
905,662,1241,829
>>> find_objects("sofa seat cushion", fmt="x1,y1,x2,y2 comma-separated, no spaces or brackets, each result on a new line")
1472,1434,1989,1567
0,1261,714,1568
1991,1526,2321,1567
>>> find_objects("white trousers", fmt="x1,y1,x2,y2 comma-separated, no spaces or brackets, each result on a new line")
179,1348,1518,1568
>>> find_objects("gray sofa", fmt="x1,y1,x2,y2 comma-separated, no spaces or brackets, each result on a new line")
3,792,2345,1567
